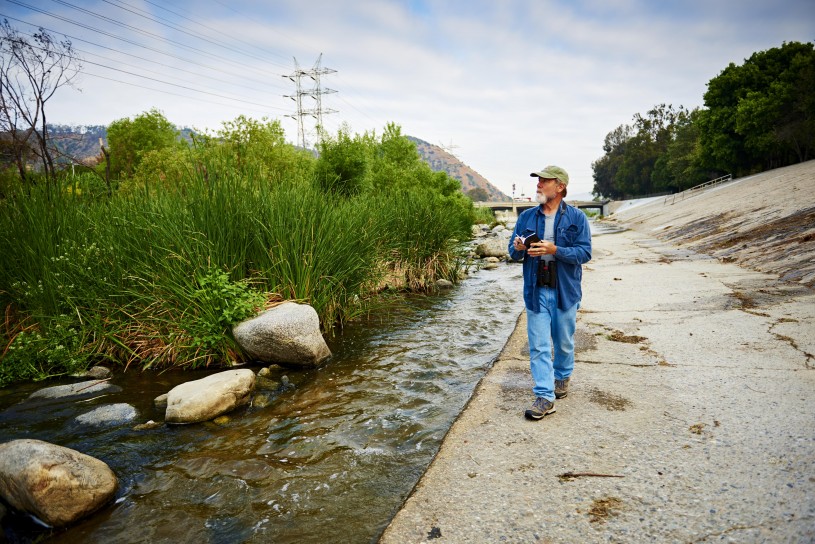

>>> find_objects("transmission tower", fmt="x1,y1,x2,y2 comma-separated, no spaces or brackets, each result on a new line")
283,54,337,149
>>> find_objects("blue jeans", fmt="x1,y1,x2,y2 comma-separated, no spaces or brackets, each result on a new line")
526,286,578,400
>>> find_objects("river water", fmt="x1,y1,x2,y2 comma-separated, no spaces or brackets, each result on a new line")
1,222,614,543
0,257,525,543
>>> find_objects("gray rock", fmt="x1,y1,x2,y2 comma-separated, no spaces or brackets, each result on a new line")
232,302,331,367
483,262,500,270
133,420,163,431
71,366,112,380
165,369,255,424
474,237,509,259
436,279,454,289
485,257,500,263
27,380,121,401
153,393,168,412
0,439,118,528
74,403,137,427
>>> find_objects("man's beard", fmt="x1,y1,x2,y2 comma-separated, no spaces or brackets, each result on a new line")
536,191,548,204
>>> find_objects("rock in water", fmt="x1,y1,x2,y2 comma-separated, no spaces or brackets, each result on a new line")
164,369,255,424
232,302,331,367
0,439,118,527
74,403,137,427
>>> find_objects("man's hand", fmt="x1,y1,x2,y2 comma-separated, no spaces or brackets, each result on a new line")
513,236,526,252
528,241,556,257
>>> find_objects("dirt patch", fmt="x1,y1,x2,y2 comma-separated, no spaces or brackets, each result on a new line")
575,327,598,352
588,389,632,411
587,496,623,523
729,290,757,309
608,330,648,344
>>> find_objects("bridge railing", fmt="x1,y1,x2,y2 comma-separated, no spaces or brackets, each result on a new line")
664,174,732,205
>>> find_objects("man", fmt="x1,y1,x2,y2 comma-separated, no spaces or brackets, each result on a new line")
507,165,592,420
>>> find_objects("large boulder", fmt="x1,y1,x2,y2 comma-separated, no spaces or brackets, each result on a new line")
232,302,331,367
164,369,255,424
0,439,118,528
475,237,510,259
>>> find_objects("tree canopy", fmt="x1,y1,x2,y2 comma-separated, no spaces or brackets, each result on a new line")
593,41,814,198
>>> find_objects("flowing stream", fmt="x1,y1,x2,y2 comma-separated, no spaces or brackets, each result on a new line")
1,260,524,543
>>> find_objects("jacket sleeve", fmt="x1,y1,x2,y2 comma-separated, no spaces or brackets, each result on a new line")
508,218,526,262
554,212,592,265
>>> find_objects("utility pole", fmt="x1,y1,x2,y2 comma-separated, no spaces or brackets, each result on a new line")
283,54,337,149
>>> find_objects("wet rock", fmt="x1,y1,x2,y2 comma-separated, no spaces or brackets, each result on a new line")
255,376,281,391
165,369,255,424
436,279,454,289
475,237,509,259
71,366,112,380
232,302,331,367
0,439,118,528
212,415,231,426
133,420,163,431
153,393,168,412
280,375,296,392
74,403,137,427
257,367,271,378
27,380,121,401
252,393,271,408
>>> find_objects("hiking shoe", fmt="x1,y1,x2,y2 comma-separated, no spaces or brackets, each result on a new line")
524,397,556,420
555,377,570,399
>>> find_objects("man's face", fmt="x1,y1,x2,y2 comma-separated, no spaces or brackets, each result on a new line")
536,177,560,204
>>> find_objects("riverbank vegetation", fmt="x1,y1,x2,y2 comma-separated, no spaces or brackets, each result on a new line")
592,41,815,198
0,117,484,386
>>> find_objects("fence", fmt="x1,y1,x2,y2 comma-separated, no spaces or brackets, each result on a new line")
664,174,732,205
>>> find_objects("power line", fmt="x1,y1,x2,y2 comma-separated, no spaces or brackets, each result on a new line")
82,71,287,119
111,0,294,69
9,23,279,98
46,0,282,80
0,12,290,93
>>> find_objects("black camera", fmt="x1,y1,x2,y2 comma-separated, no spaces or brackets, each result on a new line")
537,260,557,288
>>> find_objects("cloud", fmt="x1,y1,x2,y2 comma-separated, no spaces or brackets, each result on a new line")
6,0,814,195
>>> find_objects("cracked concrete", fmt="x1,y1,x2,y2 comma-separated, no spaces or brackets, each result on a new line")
380,215,815,542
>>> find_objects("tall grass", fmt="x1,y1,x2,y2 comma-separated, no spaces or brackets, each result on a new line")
0,133,476,385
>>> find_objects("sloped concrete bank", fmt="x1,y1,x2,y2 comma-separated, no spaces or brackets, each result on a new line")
379,163,815,543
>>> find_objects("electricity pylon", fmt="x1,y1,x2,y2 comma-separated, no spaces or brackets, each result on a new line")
283,54,337,149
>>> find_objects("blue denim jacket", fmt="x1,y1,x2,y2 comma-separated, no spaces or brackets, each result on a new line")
507,201,592,311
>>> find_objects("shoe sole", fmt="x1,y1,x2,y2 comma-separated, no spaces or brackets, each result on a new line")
524,406,556,420
555,391,568,399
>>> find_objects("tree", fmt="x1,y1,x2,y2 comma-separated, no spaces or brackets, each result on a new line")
699,41,815,175
106,108,179,179
0,20,81,184
465,187,489,201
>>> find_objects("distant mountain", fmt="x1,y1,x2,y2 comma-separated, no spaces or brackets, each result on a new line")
408,136,510,201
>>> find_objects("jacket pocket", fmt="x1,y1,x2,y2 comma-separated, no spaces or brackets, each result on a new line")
558,225,578,246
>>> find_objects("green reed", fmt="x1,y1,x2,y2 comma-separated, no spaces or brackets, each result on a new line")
0,140,475,384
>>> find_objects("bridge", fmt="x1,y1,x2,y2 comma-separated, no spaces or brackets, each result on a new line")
474,199,611,216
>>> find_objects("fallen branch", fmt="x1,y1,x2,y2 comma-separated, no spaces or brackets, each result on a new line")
75,378,112,392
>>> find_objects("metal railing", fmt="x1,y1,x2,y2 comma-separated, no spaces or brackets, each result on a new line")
664,174,732,205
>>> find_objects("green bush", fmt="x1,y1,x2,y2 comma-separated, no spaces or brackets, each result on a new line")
0,119,480,385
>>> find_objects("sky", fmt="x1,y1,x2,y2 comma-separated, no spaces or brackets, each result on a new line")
2,0,813,198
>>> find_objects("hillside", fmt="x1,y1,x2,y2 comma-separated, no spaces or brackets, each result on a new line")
408,136,510,201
